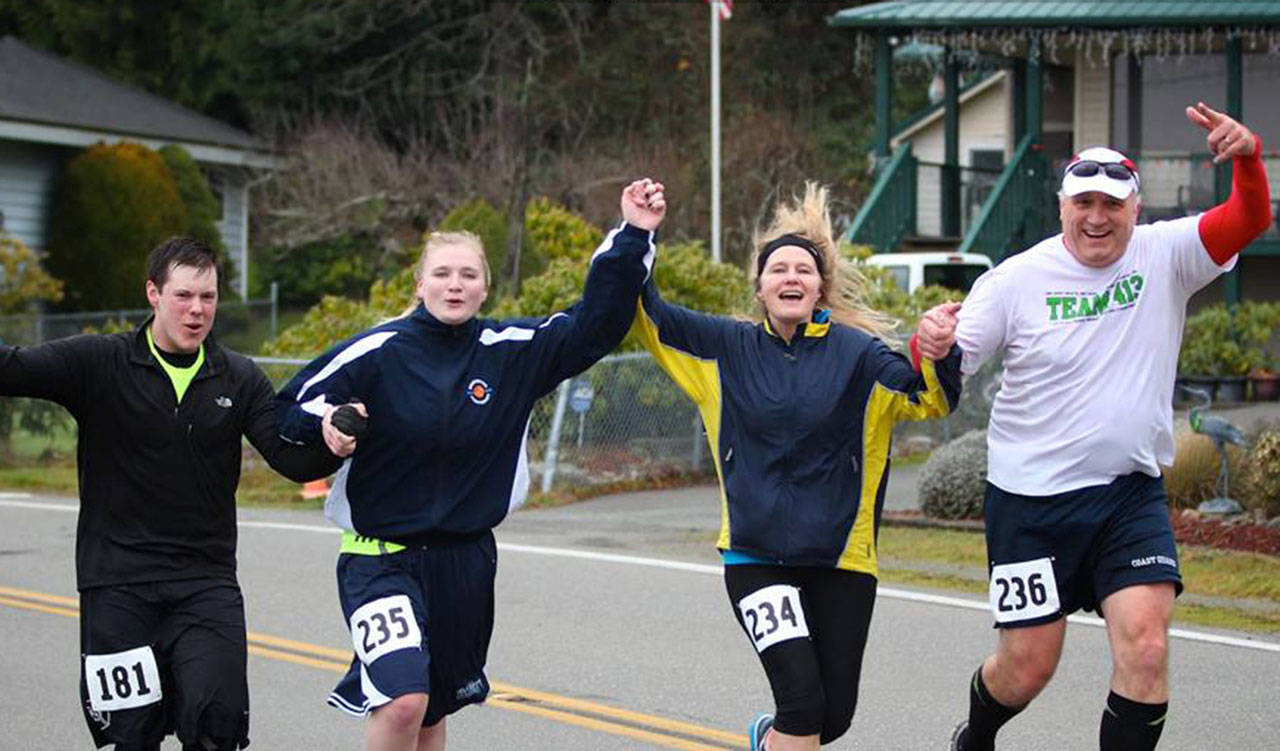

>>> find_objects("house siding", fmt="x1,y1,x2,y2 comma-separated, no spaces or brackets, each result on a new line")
208,166,249,298
0,140,65,249
901,79,1009,237
1073,51,1111,151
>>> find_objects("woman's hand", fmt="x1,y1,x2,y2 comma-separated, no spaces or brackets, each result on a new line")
915,302,961,360
621,178,667,231
322,401,368,457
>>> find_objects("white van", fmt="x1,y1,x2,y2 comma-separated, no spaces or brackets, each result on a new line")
864,252,993,294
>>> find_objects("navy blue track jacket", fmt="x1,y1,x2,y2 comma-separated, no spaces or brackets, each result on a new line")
632,283,962,575
277,223,655,543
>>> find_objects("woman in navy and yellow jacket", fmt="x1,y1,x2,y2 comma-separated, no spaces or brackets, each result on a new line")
632,183,962,750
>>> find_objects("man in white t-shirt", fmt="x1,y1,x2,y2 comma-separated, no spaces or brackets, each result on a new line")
916,103,1272,751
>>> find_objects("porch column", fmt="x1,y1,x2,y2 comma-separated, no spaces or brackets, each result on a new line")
874,30,892,163
942,46,961,237
1025,32,1043,143
1126,55,1143,154
1024,32,1046,244
1222,35,1243,305
1011,59,1026,146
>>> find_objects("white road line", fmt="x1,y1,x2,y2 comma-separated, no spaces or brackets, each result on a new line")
4,499,1278,654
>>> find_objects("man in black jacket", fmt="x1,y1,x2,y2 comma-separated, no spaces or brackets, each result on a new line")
0,237,341,750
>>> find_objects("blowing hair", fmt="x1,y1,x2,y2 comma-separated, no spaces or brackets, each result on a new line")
399,230,491,318
751,182,897,340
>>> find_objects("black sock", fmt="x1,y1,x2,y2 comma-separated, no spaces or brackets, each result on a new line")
961,666,1025,751
1100,691,1167,751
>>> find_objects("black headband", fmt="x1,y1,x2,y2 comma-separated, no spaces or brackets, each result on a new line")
757,234,824,277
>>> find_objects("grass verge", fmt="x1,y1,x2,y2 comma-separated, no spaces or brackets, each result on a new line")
878,522,1280,634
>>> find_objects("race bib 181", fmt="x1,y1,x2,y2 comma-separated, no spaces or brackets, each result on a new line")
989,558,1061,624
84,646,163,712
737,584,809,653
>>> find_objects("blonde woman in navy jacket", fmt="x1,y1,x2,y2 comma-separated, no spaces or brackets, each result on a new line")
632,183,962,751
277,180,666,751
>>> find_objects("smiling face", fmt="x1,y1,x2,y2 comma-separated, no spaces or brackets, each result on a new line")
755,245,823,332
1059,191,1140,268
417,242,489,325
147,263,218,353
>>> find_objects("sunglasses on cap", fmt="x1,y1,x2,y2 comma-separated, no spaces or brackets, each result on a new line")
1065,160,1140,189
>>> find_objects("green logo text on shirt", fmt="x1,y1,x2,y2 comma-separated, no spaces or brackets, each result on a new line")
1045,272,1144,322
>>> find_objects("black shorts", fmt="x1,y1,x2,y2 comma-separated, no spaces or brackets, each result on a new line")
78,577,249,749
724,564,876,744
984,472,1183,629
329,531,497,727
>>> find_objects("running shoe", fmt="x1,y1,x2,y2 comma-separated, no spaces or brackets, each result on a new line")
748,713,774,751
949,720,969,750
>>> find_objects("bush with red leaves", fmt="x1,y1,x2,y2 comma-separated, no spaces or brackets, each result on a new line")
1170,511,1280,556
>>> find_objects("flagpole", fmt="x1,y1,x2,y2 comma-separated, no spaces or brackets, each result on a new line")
710,0,722,263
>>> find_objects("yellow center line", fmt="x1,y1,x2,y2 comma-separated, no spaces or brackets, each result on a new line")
487,697,731,751
0,584,745,749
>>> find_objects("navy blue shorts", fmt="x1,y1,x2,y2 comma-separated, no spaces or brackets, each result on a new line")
984,472,1182,628
328,531,496,726
78,577,249,749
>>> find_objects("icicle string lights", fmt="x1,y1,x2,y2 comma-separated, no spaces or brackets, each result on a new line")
851,27,1280,73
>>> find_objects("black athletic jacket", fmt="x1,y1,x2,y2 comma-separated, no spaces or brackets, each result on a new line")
0,321,339,589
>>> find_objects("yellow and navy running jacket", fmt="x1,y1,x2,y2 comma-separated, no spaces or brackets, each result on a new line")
632,283,961,576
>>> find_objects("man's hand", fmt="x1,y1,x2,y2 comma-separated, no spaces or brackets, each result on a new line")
1186,101,1258,164
620,178,667,231
916,302,961,360
322,402,368,457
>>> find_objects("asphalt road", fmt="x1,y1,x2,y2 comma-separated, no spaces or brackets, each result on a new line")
2,489,1277,750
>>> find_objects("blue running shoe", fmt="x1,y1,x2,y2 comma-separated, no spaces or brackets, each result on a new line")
748,713,774,751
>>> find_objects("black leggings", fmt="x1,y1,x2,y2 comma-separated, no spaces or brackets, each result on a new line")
724,565,876,744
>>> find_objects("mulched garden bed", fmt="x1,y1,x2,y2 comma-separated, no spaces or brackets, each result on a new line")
1170,510,1280,556
886,509,1280,557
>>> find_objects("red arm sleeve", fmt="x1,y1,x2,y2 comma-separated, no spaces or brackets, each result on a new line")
1197,134,1273,265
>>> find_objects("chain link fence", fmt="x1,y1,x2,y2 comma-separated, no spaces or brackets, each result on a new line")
258,350,997,494
0,288,279,354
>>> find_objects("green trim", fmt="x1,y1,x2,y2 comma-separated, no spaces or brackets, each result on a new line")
146,327,204,404
830,2,1280,30
339,530,407,556
894,72,1000,136
848,144,918,252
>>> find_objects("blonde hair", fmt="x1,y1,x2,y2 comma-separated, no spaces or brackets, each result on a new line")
399,230,491,318
750,182,897,339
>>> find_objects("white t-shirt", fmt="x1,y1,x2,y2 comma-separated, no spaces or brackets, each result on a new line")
956,216,1233,495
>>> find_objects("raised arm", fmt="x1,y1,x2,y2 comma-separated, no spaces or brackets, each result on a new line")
521,179,665,395
1187,102,1273,264
0,335,100,414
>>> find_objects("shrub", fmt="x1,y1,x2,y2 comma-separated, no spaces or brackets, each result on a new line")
255,233,382,307
439,198,512,284
1179,302,1280,376
47,142,186,310
524,197,602,266
1242,430,1280,517
1162,429,1249,508
918,429,988,520
158,144,224,255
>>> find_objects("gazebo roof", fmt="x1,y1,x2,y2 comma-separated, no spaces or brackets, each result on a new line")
830,1,1280,30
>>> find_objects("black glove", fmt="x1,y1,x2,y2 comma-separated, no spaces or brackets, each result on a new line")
331,404,368,440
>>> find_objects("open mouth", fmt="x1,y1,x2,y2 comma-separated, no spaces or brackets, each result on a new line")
1082,228,1112,239
778,290,805,301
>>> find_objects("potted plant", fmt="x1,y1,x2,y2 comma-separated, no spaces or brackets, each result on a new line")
1235,301,1280,401
1177,306,1225,400
1250,361,1280,401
